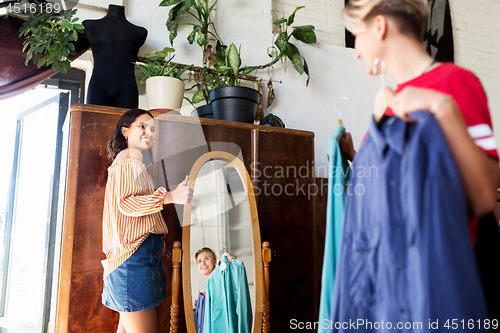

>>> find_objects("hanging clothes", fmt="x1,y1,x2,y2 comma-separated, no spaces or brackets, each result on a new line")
194,292,206,333
203,256,252,333
330,112,488,332
318,125,350,331
424,0,454,63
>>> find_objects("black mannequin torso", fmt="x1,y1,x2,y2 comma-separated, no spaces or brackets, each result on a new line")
83,5,147,108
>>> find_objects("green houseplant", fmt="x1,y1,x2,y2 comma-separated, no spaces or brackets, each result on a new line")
160,0,224,107
134,47,193,112
161,1,317,122
18,6,84,74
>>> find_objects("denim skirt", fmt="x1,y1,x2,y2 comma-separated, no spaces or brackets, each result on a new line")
102,233,167,312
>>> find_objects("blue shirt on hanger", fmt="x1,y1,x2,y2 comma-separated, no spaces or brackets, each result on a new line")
330,112,488,332
203,256,253,333
318,125,350,332
194,292,205,333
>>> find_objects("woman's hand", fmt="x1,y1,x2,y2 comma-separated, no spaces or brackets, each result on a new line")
224,253,236,262
339,132,356,161
163,176,194,205
390,87,450,121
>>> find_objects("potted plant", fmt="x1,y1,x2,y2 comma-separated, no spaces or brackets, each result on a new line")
135,47,193,112
160,0,222,118
161,1,316,122
18,5,85,74
207,42,261,123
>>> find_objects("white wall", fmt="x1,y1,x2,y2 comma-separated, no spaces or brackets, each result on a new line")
74,0,500,176
272,0,500,172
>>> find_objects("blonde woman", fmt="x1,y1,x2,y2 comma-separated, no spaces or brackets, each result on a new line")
340,0,499,240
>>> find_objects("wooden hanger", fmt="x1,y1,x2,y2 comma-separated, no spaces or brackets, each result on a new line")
372,58,395,123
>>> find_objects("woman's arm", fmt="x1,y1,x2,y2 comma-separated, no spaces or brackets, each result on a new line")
392,87,500,216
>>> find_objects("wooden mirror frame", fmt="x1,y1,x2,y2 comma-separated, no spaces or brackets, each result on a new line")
179,151,263,333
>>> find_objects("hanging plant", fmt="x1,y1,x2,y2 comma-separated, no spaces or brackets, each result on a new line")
270,6,317,86
18,5,84,74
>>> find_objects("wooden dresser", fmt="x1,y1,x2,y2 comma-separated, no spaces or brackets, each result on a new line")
55,104,319,332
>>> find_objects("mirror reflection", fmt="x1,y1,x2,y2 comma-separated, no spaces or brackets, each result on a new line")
190,160,255,333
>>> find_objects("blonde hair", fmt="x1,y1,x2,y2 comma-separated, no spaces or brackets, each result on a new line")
342,0,430,41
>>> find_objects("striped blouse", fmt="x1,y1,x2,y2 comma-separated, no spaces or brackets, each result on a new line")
101,158,168,278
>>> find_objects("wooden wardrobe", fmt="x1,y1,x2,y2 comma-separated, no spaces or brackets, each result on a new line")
54,104,318,332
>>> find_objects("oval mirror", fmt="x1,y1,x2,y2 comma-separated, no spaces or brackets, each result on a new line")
182,152,263,333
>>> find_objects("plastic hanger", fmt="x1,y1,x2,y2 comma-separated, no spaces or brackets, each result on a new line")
334,97,349,126
372,58,395,123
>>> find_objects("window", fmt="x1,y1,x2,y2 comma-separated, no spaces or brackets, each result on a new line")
0,69,84,333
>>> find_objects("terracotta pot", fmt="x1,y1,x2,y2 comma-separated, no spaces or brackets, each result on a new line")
146,76,185,111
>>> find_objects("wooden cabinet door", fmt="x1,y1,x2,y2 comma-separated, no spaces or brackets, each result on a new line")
258,130,316,332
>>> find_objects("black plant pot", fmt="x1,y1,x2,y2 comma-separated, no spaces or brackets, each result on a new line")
191,104,213,119
210,86,261,124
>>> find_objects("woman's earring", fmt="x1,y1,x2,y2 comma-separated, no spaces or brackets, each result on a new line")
372,57,395,123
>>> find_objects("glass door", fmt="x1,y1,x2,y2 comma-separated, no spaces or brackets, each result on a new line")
0,87,69,333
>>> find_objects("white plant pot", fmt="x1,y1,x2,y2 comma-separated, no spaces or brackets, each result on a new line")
145,76,185,112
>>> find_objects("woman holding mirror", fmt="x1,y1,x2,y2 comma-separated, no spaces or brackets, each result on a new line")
101,108,194,333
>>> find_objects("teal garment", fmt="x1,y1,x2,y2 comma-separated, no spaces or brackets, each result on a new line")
318,125,350,332
203,256,252,333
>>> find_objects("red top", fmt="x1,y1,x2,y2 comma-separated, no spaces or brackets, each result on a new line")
389,62,498,159
385,63,499,245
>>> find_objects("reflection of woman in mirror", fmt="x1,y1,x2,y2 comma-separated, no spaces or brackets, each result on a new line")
195,247,236,277
101,108,194,333
192,247,237,333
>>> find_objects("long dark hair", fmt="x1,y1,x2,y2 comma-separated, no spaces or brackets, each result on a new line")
107,108,154,160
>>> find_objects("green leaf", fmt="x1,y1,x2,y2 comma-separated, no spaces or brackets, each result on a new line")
159,0,183,6
73,24,84,30
187,26,197,44
214,41,227,65
60,63,68,74
274,32,289,54
169,23,178,45
291,26,317,44
192,91,205,103
214,64,232,74
37,55,46,68
273,18,287,26
286,42,304,74
241,66,259,75
175,64,193,79
197,32,208,47
162,47,175,53
166,2,183,27
52,61,59,71
287,6,304,27
227,43,240,75
303,58,310,86
177,0,195,17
